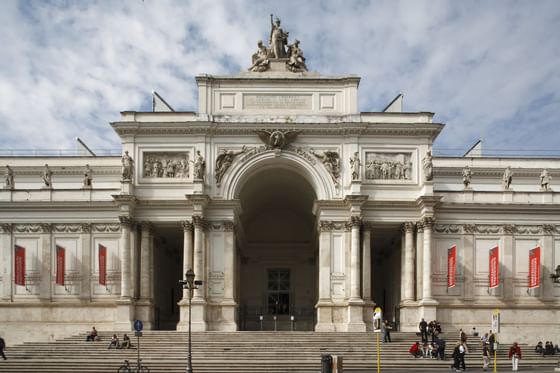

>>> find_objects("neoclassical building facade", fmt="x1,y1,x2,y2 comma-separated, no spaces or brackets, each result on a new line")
1,40,559,345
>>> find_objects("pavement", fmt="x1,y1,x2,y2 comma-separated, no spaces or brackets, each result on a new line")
344,367,558,373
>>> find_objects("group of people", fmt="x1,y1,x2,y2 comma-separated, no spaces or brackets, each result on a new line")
85,326,132,349
535,340,560,356
418,318,443,343
408,339,446,360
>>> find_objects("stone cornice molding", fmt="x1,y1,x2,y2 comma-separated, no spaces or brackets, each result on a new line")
1,166,120,177
434,167,560,178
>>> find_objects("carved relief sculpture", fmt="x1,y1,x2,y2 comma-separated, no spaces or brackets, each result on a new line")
255,129,301,150
249,40,271,72
502,166,513,190
462,165,472,188
215,146,247,184
143,152,190,179
83,164,92,188
191,150,206,180
121,151,134,181
540,169,551,190
42,164,53,188
422,150,433,181
286,39,308,72
4,165,14,190
350,152,361,181
365,152,412,181
311,149,340,184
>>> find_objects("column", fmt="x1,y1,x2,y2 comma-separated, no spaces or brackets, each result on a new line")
140,222,154,300
0,224,13,300
192,215,205,300
223,221,235,302
349,216,362,301
130,223,139,299
362,223,372,301
316,221,334,332
80,223,92,301
415,222,424,300
181,220,193,300
422,217,434,301
403,222,416,302
119,216,132,299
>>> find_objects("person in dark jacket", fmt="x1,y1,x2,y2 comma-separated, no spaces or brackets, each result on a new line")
0,336,7,360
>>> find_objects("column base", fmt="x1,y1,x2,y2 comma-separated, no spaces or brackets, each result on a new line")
190,299,208,331
113,299,134,331
346,302,366,332
315,302,335,332
135,299,155,330
207,301,238,331
418,298,439,322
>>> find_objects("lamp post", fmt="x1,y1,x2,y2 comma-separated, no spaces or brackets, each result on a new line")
551,265,560,372
180,269,199,373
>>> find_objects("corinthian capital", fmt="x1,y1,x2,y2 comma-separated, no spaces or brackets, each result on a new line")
404,222,415,233
422,217,435,228
118,215,134,228
181,220,193,232
349,216,362,228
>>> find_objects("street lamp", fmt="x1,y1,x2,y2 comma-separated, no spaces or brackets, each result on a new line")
550,265,560,372
180,269,199,373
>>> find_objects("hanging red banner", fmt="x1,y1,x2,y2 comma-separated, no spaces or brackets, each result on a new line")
14,245,26,286
98,244,107,286
56,245,65,286
489,245,500,289
529,246,541,289
447,244,457,288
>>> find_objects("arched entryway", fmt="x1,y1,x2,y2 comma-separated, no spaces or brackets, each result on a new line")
237,167,318,330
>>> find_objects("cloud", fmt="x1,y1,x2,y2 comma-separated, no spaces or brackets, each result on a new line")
0,0,559,156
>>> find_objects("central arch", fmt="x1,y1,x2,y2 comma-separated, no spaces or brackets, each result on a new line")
235,161,319,331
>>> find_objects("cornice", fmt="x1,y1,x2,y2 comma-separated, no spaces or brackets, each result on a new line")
0,167,120,176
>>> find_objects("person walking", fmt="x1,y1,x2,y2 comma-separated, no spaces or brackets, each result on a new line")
382,319,392,343
508,342,522,371
482,342,490,371
0,335,7,360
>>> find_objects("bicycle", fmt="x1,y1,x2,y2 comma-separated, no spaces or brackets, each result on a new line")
117,359,150,373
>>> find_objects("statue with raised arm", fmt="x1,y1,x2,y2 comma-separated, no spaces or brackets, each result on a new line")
462,165,472,188
42,164,52,188
422,150,433,181
311,149,341,184
215,146,247,184
121,151,134,181
4,165,14,190
350,152,361,181
269,14,288,59
248,40,271,72
287,39,307,72
192,150,206,180
502,166,513,190
540,169,551,190
83,164,92,188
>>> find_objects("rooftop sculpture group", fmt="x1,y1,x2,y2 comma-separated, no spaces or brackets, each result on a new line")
249,15,308,73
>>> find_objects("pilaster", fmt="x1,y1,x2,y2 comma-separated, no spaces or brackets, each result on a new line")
502,224,515,302
402,222,416,303
137,221,154,329
421,217,436,304
315,220,335,332
0,223,13,300
463,224,475,301
415,222,424,301
541,225,555,302
40,223,52,301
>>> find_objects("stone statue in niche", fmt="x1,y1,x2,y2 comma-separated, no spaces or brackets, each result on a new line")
191,150,206,180
286,39,308,72
215,146,247,184
349,152,361,181
4,165,14,190
249,40,271,72
422,150,433,181
269,14,289,59
502,166,513,190
143,152,190,179
121,151,134,181
462,165,472,188
42,164,53,188
83,164,92,188
540,169,551,190
311,150,340,184
365,152,412,181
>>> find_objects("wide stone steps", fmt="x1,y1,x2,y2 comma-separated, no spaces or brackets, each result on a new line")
0,331,555,372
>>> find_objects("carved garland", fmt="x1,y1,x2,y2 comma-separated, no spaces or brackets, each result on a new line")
432,223,560,235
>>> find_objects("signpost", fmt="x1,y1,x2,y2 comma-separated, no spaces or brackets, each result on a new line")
373,307,382,373
492,309,500,372
134,319,143,369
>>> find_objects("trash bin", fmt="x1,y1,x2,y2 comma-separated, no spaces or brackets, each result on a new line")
321,354,332,373
331,355,343,373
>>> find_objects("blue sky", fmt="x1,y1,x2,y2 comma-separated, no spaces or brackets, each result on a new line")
1,0,559,156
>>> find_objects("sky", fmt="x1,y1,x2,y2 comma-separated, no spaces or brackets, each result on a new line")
1,0,559,156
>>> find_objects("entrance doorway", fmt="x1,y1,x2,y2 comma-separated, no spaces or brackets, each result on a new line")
238,167,317,331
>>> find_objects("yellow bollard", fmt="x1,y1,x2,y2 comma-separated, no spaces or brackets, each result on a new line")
376,331,381,373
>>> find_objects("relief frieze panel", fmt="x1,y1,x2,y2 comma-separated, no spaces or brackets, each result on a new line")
142,151,190,179
365,152,413,181
92,223,121,233
53,223,91,234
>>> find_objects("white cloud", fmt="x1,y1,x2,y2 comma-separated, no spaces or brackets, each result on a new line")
0,0,559,155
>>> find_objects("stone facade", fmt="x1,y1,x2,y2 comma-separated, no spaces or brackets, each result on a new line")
0,66,559,345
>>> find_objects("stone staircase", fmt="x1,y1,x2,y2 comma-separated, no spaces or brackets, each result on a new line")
0,331,556,372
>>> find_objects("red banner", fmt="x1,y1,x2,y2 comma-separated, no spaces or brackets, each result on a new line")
447,244,457,288
14,245,26,286
98,244,107,286
489,245,500,289
56,245,65,286
529,246,541,289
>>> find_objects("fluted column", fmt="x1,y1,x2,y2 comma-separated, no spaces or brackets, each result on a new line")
192,216,205,300
181,220,194,300
349,216,362,301
403,222,416,302
422,217,434,301
318,221,331,302
362,223,372,301
119,216,133,298
140,222,153,300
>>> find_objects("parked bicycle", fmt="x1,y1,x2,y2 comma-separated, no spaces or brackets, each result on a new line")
117,359,150,373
